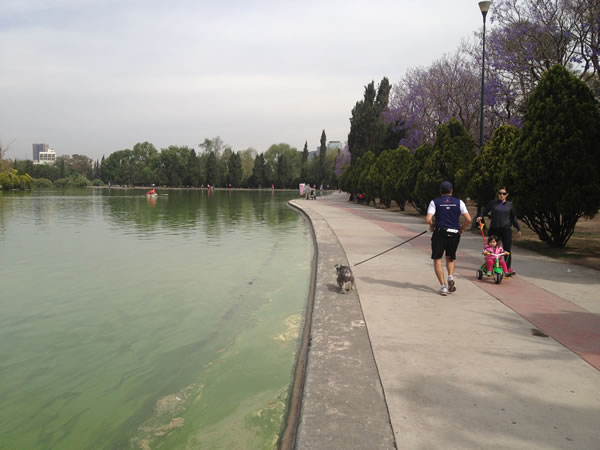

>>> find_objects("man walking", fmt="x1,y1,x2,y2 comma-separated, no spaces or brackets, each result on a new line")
425,181,472,296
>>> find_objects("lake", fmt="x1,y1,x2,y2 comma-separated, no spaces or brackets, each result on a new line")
0,188,313,449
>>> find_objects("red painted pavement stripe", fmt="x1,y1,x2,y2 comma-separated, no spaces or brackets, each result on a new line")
328,203,600,371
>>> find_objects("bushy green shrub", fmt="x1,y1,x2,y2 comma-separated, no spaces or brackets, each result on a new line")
389,147,413,211
467,124,519,205
356,152,376,201
9,171,20,188
370,147,413,209
0,171,11,189
19,173,33,189
91,178,105,186
32,178,54,188
413,119,475,212
54,175,92,187
408,143,433,214
508,65,600,247
0,169,33,190
338,164,354,194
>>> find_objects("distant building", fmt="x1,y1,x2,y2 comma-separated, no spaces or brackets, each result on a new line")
327,141,344,151
33,143,56,165
309,141,345,160
32,143,48,161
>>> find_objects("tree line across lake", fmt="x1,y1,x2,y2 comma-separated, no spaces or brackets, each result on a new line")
3,134,341,191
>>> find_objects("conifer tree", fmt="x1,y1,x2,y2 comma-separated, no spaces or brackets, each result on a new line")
206,151,218,186
467,124,520,221
229,152,242,187
252,153,266,187
508,65,600,247
348,78,402,162
301,141,308,181
319,130,327,184
408,143,434,214
413,119,475,213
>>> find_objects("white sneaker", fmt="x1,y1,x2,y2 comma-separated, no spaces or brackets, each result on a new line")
440,285,448,296
448,279,456,292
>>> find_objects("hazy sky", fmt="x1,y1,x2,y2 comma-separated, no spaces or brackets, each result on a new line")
1,0,483,160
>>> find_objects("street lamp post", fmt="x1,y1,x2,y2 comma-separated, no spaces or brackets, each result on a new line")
479,1,491,148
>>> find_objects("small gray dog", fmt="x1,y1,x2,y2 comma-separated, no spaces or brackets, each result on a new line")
335,264,355,293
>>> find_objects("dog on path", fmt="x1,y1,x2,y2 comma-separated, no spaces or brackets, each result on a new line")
335,264,355,293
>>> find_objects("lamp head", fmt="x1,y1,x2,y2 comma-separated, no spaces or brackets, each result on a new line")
479,1,492,15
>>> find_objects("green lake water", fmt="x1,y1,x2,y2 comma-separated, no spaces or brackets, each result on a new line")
0,188,313,449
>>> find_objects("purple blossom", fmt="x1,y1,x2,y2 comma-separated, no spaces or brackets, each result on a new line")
387,0,598,153
334,145,351,177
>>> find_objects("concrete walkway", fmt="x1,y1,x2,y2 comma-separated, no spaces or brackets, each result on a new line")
289,192,600,450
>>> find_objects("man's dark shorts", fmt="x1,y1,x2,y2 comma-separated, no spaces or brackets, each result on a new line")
431,228,461,260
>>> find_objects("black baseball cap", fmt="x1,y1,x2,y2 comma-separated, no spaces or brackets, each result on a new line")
440,181,453,193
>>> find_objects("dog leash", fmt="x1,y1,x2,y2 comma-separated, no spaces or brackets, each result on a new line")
353,230,428,267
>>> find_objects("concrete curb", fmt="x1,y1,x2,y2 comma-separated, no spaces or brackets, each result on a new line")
279,203,318,450
287,199,396,450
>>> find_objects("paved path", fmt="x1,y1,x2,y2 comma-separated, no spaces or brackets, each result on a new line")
290,192,600,450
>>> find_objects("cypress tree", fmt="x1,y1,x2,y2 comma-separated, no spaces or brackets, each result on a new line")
100,155,106,182
319,130,327,184
206,151,218,186
252,153,266,187
467,124,520,218
413,118,476,212
301,141,308,181
348,81,377,162
348,77,404,163
509,65,600,247
408,143,434,214
229,152,242,187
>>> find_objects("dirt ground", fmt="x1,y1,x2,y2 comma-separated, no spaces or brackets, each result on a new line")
363,198,600,272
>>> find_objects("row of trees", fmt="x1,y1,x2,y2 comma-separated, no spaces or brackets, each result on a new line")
10,154,101,184
3,133,344,190
97,136,340,189
340,65,600,248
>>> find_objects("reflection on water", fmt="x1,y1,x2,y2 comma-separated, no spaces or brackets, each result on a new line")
0,188,312,449
101,190,300,240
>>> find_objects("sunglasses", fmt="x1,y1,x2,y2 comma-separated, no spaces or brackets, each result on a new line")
498,192,507,195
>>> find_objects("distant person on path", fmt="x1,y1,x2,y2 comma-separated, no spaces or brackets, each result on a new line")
426,181,472,296
476,186,521,275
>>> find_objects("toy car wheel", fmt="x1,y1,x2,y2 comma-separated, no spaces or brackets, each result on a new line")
494,272,503,284
476,269,483,280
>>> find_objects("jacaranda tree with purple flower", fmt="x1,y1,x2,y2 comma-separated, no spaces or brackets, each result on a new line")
388,51,511,151
487,0,600,105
